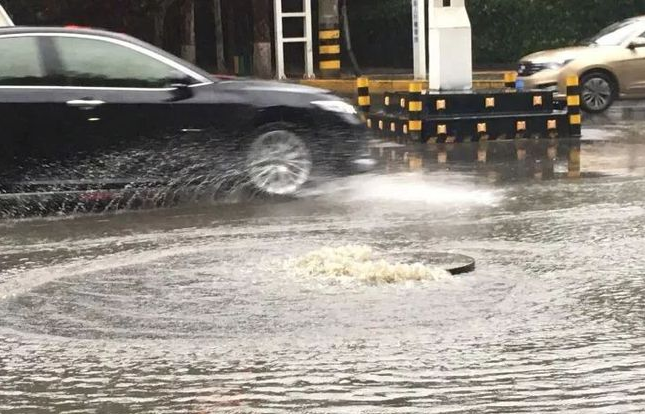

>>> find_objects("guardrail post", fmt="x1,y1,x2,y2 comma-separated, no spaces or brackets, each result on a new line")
567,76,582,137
356,77,370,118
408,81,423,141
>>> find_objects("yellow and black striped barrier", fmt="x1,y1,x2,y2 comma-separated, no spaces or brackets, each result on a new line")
363,79,580,142
408,82,423,141
567,76,582,137
356,77,370,116
319,27,341,78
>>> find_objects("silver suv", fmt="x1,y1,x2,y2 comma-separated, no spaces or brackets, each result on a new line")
0,4,14,27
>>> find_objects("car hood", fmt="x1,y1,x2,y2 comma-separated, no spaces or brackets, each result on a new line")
213,78,330,95
521,45,605,64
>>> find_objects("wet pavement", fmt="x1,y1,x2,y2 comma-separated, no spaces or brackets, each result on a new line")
2,103,645,413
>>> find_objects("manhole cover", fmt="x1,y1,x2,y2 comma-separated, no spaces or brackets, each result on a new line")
393,251,475,275
423,252,476,275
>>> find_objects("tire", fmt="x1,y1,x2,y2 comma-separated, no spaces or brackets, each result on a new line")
245,123,313,196
580,72,617,113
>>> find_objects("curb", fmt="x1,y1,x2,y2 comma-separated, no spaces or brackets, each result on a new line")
300,79,506,95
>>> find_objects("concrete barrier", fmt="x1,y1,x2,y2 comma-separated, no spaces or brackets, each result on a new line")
362,76,582,143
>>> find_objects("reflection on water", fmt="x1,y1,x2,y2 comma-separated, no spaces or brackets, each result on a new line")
369,139,584,182
3,121,645,412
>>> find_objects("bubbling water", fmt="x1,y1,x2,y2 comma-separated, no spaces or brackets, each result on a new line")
289,245,450,284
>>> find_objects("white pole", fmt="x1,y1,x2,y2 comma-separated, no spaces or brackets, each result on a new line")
412,0,427,80
274,0,286,79
303,0,314,79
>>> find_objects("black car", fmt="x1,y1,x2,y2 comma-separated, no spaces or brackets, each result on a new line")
0,26,372,215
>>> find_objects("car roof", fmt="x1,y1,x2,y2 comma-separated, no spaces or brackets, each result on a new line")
625,15,645,23
0,26,213,80
0,26,152,47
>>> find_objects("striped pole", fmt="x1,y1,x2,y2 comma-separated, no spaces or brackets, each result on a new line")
356,77,370,116
408,81,423,141
504,72,517,90
567,76,582,137
318,0,341,78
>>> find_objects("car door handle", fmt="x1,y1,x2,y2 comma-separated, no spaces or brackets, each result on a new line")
66,99,106,108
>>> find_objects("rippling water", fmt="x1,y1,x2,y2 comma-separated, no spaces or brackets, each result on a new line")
2,125,645,412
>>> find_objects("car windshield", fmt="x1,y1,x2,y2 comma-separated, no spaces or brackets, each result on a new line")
586,19,641,46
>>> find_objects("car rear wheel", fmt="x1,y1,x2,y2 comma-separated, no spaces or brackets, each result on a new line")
246,124,313,196
580,72,616,113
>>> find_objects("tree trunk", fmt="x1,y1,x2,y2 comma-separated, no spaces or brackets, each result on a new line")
252,0,272,78
153,12,165,47
341,0,360,75
223,1,236,73
213,0,226,73
180,0,196,63
152,0,175,48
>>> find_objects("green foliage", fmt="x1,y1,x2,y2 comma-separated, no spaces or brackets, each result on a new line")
4,0,645,65
348,0,645,66
469,0,645,63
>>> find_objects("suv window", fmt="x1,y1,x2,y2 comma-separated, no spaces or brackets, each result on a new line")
51,36,185,88
0,37,45,85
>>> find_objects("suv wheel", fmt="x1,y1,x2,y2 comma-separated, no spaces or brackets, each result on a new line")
580,72,616,113
246,124,313,196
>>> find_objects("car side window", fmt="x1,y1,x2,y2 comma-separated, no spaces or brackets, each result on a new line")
0,36,45,85
51,36,187,88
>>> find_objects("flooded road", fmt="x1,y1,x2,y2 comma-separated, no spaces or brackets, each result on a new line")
2,106,645,413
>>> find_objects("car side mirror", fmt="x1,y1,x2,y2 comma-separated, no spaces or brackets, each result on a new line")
167,71,194,101
628,39,645,50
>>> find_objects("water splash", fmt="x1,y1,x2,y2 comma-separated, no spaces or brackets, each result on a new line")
0,137,260,218
306,173,502,207
288,245,450,284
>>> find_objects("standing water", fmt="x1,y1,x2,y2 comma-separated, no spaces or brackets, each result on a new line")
2,118,645,413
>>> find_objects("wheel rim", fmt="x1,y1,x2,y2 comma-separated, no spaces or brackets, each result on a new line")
247,130,312,195
582,77,612,111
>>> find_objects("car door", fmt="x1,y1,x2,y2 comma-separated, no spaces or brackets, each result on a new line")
44,33,252,190
40,33,200,188
0,34,66,193
613,31,645,96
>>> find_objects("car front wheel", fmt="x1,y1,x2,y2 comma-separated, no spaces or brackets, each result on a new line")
245,124,313,196
580,72,616,113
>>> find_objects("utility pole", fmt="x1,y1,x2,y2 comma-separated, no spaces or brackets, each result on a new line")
412,0,427,80
318,0,340,78
252,0,272,78
180,0,196,63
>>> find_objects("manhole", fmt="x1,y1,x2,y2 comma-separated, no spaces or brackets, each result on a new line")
423,252,476,275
